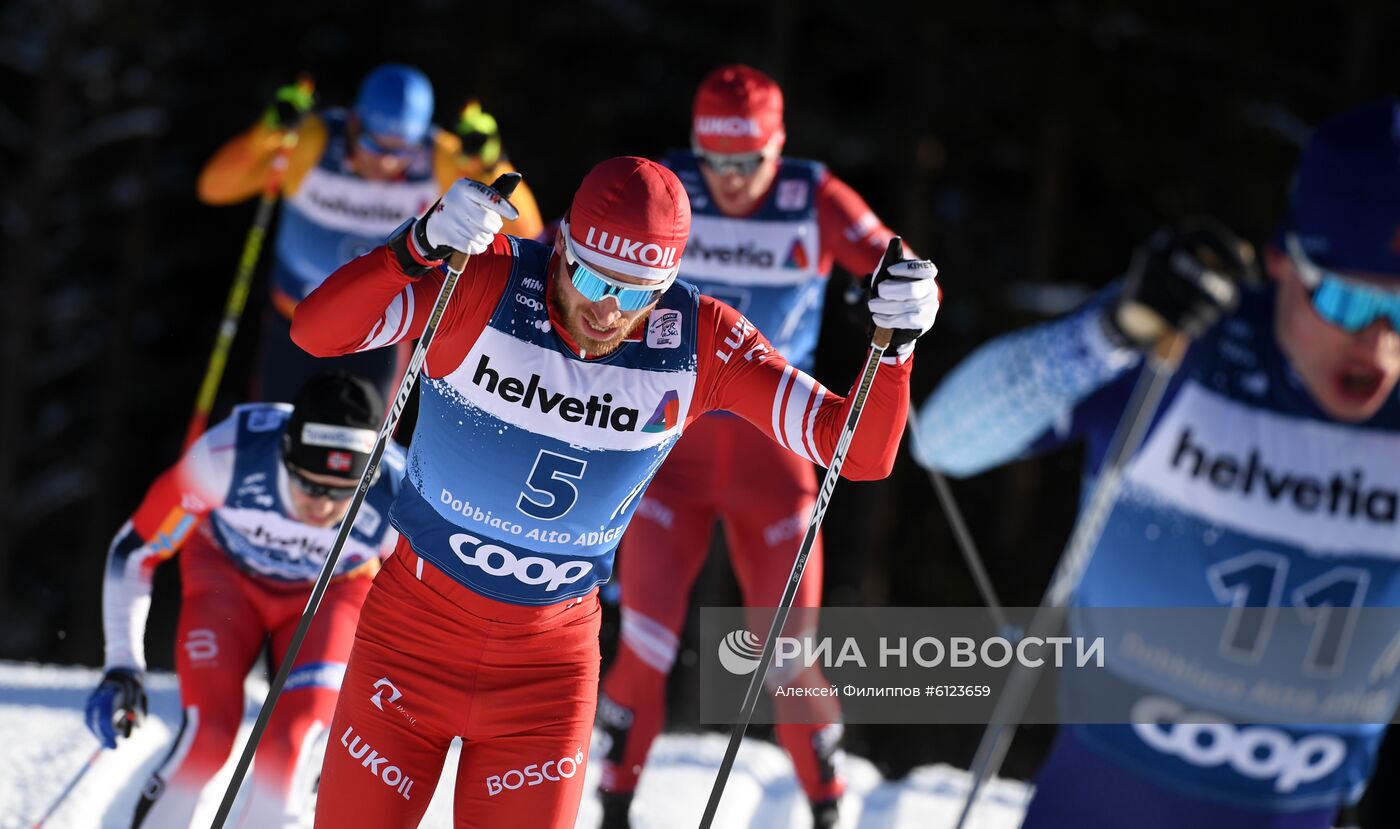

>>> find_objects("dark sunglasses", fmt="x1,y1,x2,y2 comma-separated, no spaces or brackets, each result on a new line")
691,139,768,177
286,464,362,500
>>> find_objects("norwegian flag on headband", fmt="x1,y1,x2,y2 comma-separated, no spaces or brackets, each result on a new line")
327,451,354,472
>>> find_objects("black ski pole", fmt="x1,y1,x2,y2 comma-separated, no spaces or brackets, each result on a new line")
904,410,1014,636
698,238,905,829
950,331,1188,829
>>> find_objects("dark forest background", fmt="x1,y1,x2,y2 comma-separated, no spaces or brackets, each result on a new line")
3,0,1399,820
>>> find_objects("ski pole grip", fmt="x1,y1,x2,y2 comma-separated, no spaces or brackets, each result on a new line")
489,171,521,198
877,235,904,274
870,235,904,350
446,172,524,272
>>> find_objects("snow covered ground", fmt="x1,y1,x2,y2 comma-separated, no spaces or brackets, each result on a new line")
0,660,1030,828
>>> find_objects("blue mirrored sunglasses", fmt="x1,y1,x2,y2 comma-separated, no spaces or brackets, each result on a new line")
356,131,415,158
563,241,664,312
1286,233,1400,333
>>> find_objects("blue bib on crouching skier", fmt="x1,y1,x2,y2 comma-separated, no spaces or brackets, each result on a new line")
273,110,440,307
207,403,403,583
665,151,826,371
390,237,700,605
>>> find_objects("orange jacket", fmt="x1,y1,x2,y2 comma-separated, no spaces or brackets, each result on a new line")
196,113,544,240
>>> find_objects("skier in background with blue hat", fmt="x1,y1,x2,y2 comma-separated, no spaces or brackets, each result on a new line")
198,63,542,405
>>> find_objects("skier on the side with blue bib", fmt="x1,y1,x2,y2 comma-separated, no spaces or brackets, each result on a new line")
914,100,1400,828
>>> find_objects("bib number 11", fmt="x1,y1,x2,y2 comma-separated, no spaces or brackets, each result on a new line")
1208,551,1369,676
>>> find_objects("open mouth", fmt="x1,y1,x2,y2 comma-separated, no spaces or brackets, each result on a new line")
1333,365,1384,402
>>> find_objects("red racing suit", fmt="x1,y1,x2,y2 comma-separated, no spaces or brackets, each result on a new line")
289,230,912,828
598,153,899,805
100,405,403,828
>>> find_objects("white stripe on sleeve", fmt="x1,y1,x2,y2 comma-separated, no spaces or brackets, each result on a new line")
802,385,828,467
770,365,796,452
359,286,416,351
102,521,158,672
781,371,825,465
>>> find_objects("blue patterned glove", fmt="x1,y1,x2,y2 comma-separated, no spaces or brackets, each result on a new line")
85,668,147,749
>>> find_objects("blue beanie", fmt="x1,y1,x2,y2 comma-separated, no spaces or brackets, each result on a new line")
354,63,434,144
1278,98,1400,278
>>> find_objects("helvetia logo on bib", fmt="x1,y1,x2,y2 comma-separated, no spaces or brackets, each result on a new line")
472,354,640,431
783,238,809,270
1170,427,1398,523
718,629,765,675
690,237,775,269
472,353,680,435
642,390,680,433
304,186,414,224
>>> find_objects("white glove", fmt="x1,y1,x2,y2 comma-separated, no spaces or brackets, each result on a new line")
868,258,940,354
414,178,519,258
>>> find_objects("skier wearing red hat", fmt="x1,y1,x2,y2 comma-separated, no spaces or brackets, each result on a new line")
595,64,908,828
291,155,939,827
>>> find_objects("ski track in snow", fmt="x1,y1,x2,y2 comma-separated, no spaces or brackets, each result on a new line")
0,661,1029,828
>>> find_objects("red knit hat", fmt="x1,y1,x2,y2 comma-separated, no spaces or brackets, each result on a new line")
564,157,691,282
691,64,785,153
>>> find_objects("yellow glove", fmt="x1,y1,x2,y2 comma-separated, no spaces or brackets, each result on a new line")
455,99,502,167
